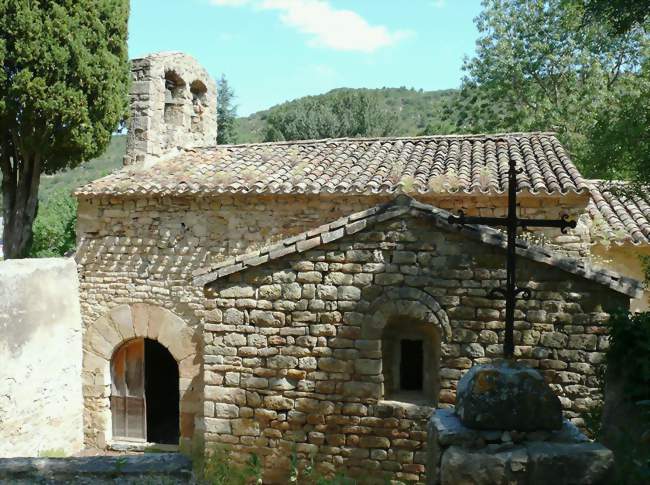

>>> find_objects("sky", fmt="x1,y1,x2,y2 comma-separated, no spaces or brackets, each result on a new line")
129,0,483,116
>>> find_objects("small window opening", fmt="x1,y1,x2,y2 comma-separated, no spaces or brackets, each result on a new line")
400,339,423,391
164,71,185,126
381,316,441,405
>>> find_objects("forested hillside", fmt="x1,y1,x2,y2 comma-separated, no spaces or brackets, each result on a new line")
234,87,460,143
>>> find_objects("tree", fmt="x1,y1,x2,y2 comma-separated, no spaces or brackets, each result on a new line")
264,90,397,141
583,0,650,35
456,0,648,174
587,60,650,186
0,0,129,258
216,74,238,145
581,1,650,189
29,189,77,258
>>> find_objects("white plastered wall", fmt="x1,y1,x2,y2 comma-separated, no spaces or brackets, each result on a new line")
0,258,83,457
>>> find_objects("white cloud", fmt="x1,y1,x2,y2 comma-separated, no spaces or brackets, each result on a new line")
210,0,410,53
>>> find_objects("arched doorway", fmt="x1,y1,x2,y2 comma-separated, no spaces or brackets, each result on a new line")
110,338,179,444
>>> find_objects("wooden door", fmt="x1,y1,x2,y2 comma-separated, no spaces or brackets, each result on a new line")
111,338,146,441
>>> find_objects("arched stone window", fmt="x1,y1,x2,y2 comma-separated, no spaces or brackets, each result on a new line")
189,80,207,133
110,338,179,444
382,317,441,403
164,71,186,126
365,288,451,406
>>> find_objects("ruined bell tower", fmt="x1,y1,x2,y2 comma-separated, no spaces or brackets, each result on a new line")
123,52,218,166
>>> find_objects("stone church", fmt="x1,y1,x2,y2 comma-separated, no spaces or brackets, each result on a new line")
73,52,647,483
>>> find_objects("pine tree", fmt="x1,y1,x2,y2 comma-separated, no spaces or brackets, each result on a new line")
216,74,238,145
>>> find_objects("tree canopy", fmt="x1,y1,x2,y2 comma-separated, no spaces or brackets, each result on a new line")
455,0,648,178
0,0,129,258
584,0,650,35
263,90,398,142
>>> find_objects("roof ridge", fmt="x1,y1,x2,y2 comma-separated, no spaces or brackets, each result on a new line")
199,131,560,150
192,196,643,298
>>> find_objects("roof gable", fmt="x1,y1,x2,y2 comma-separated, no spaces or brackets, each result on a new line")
76,132,588,198
192,195,643,299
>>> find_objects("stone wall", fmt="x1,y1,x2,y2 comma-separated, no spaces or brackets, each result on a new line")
197,214,627,483
74,193,610,456
76,195,386,449
590,244,650,312
123,52,217,166
0,258,83,458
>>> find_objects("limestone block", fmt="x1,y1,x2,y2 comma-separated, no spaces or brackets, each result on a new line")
440,445,528,485
107,305,134,340
338,285,361,301
318,358,354,373
267,355,298,369
263,395,294,410
259,284,282,300
219,284,255,298
169,327,196,362
232,419,260,437
223,308,245,325
205,417,232,434
91,316,122,352
341,381,381,398
87,328,114,359
355,359,382,375
526,442,613,484
456,362,562,431
250,310,285,327
205,386,246,405
131,303,150,336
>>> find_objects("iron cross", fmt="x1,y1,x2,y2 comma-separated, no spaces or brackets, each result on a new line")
447,158,576,359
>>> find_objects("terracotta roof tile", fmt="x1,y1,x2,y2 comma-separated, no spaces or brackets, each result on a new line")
587,182,650,246
75,133,588,197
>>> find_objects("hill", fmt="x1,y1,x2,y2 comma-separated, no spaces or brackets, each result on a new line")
234,87,459,143
38,135,127,201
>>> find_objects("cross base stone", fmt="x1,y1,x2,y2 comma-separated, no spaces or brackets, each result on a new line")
427,409,613,485
455,361,563,431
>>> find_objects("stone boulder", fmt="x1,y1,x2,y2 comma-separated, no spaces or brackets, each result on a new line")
456,361,562,431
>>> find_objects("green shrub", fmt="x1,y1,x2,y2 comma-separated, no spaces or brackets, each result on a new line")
607,311,650,402
28,190,77,258
195,445,262,485
605,310,650,483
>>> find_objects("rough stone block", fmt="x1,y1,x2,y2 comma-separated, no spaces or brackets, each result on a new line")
456,362,562,431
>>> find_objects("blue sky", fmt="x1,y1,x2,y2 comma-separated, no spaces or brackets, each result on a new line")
129,0,483,116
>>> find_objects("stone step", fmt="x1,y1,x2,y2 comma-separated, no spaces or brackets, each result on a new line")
0,453,193,484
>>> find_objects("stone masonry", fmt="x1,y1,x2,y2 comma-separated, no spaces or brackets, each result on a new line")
192,200,638,483
123,52,217,166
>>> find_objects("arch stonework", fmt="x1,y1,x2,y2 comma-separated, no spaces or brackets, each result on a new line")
365,287,450,405
82,304,200,450
364,287,451,341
